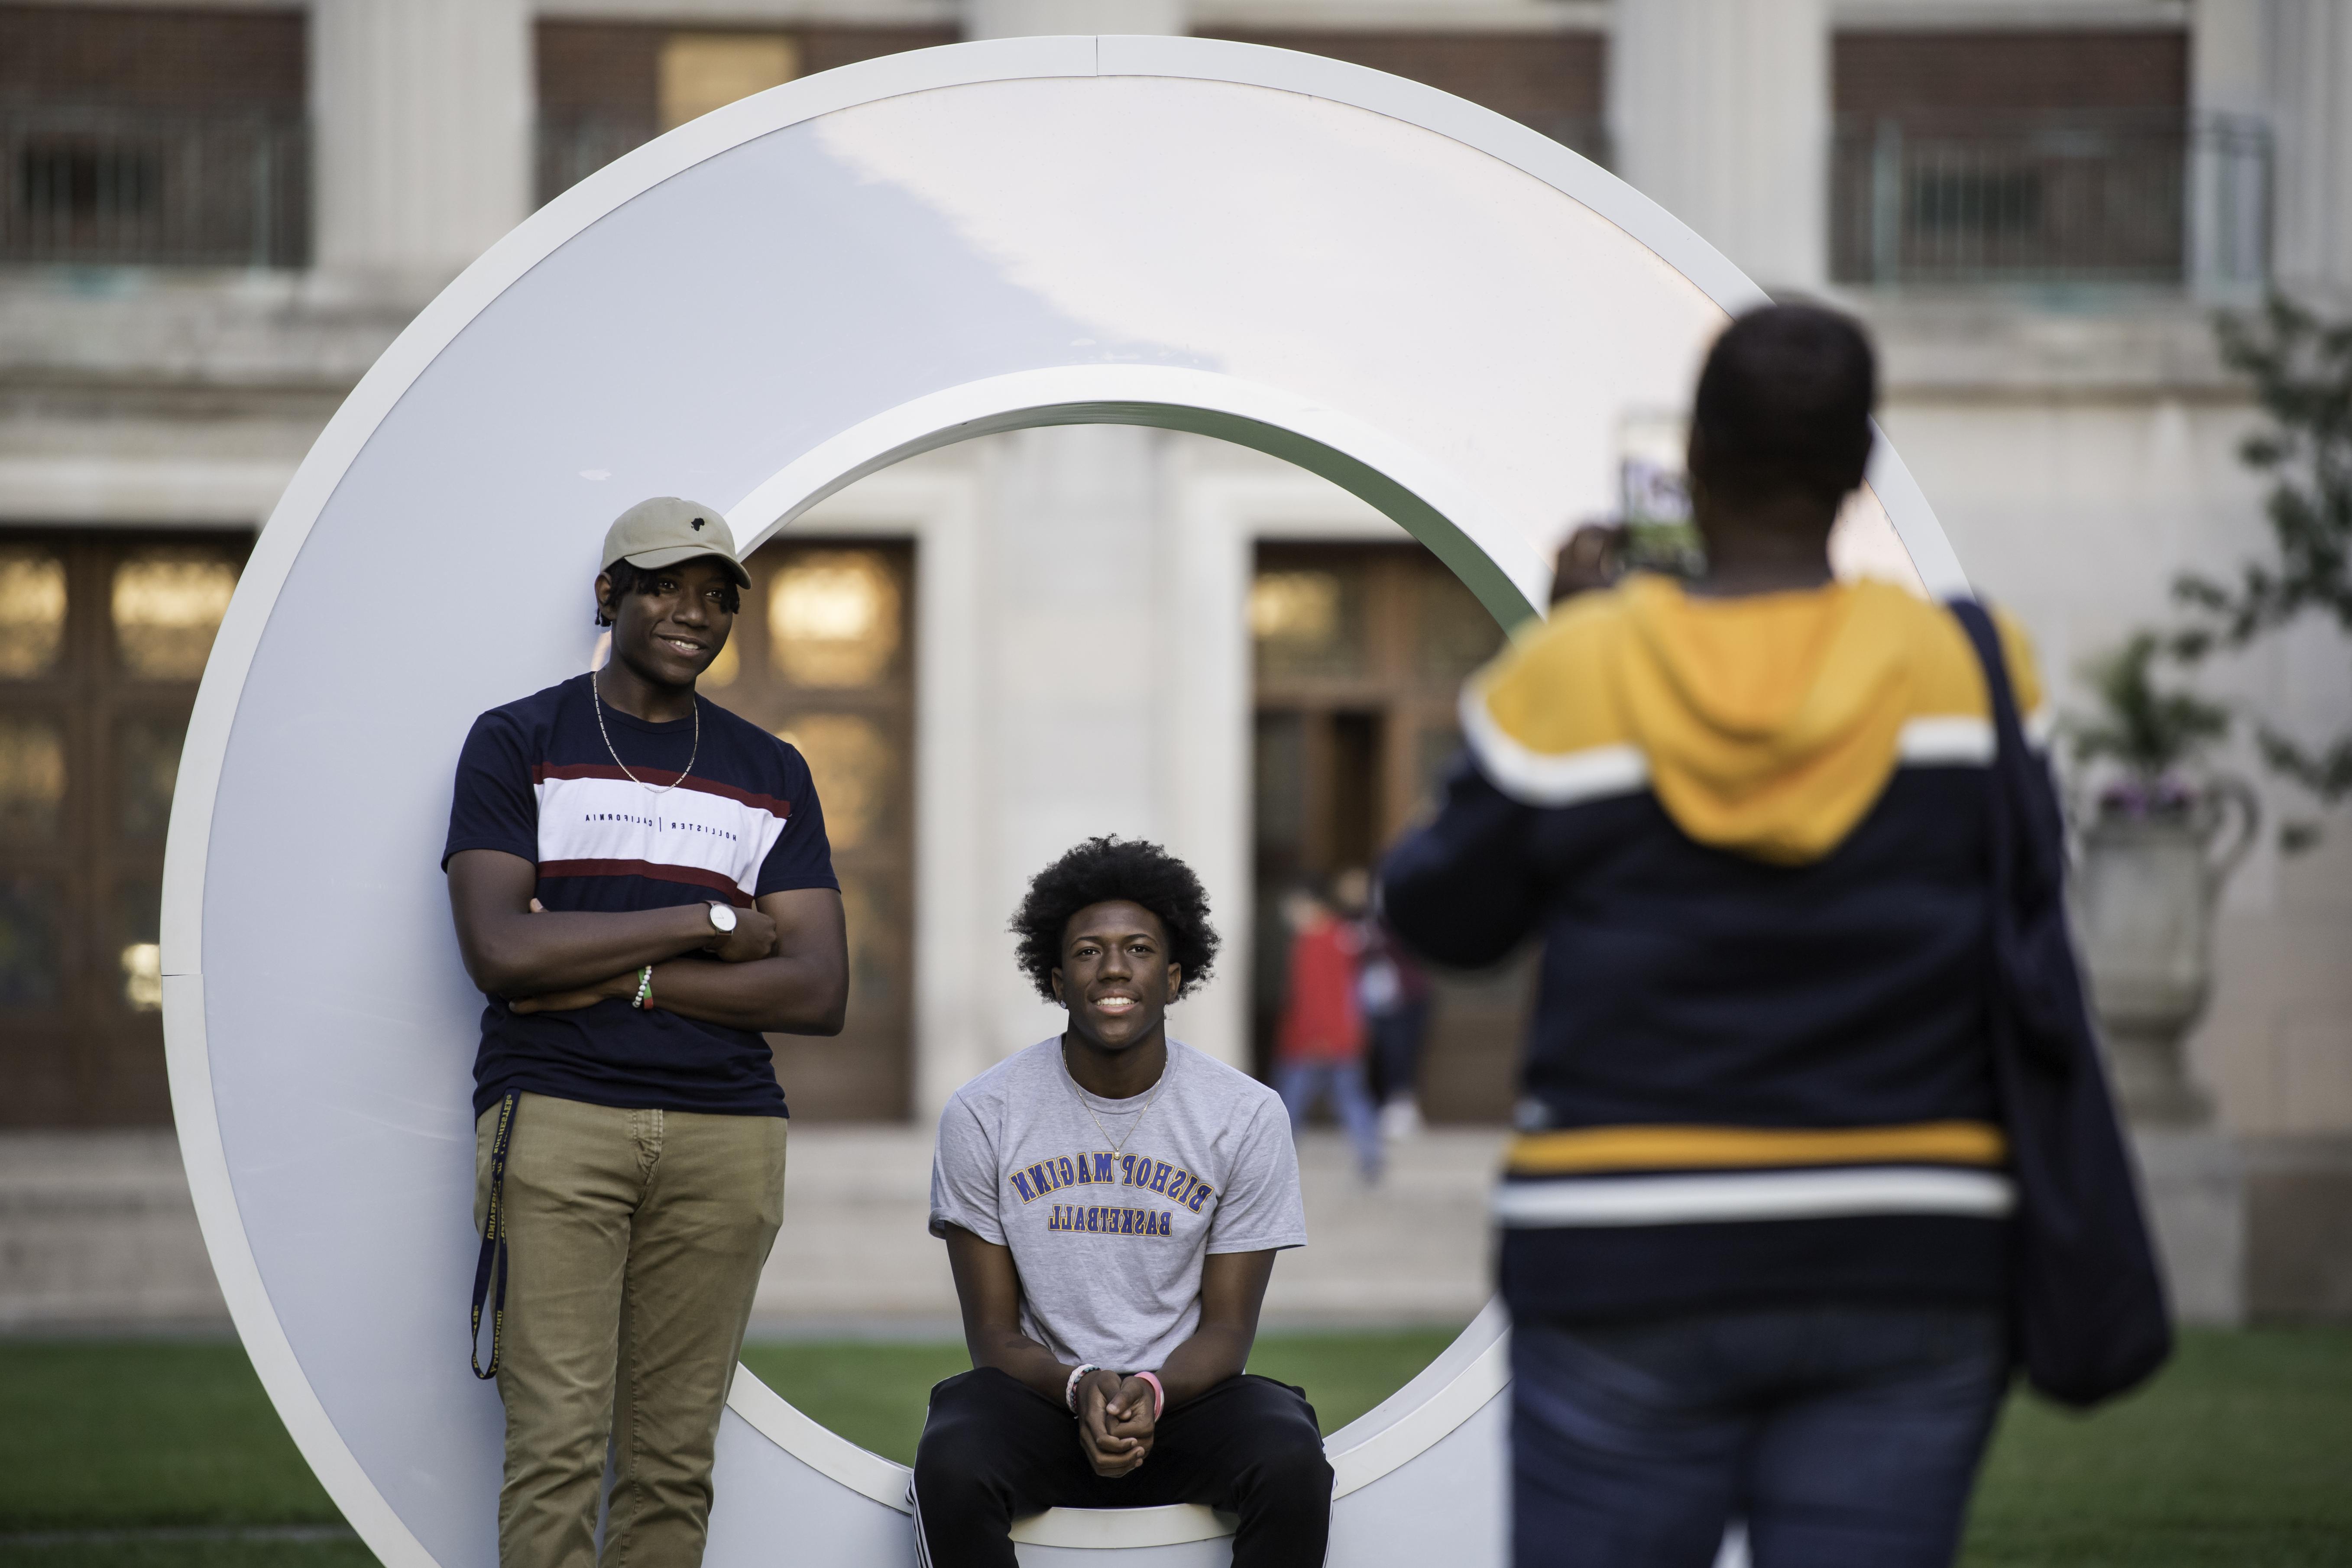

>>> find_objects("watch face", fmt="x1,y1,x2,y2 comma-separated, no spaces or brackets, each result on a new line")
709,902,738,933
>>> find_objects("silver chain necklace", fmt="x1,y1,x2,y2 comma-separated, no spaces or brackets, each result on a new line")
592,671,698,794
1061,1040,1170,1157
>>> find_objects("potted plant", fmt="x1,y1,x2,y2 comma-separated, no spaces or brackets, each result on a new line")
2171,295,2352,855
2065,632,2257,1125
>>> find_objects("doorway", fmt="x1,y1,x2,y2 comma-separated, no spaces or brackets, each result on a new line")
1248,541,1532,1122
700,536,917,1121
0,528,249,1125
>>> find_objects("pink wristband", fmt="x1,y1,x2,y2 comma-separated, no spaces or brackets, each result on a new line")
1134,1370,1165,1420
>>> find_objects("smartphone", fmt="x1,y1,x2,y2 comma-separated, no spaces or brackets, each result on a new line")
1618,412,1705,578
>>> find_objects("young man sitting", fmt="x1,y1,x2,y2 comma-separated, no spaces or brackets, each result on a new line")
914,836,1330,1567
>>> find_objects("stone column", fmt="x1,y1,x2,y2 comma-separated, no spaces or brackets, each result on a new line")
965,0,1186,39
974,424,1174,1064
2193,0,2268,120
1609,0,1829,294
309,0,534,292
2189,0,2270,297
955,0,1195,1074
2253,0,2352,301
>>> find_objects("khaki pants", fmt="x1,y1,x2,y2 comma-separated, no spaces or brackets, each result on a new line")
475,1092,788,1568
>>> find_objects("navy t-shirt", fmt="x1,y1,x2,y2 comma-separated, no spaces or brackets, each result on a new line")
442,673,838,1118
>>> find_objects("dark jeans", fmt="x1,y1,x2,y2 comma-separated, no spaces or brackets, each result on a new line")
1512,1305,2006,1568
1369,998,1430,1104
912,1367,1332,1568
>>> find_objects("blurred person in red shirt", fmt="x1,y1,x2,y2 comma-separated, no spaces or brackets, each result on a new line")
1273,880,1382,1182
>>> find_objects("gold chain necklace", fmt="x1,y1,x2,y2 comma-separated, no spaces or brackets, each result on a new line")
1061,1041,1170,1158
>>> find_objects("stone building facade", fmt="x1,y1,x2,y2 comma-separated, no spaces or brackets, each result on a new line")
1,0,2347,1322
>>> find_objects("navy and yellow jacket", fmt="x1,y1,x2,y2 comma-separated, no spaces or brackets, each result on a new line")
1380,574,2044,1321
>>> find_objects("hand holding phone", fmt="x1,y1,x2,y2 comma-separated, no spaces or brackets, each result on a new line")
1552,522,1626,603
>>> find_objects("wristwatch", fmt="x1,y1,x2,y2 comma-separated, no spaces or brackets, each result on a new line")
705,902,739,936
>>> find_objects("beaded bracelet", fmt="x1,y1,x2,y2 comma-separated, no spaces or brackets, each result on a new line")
1064,1363,1102,1413
631,965,653,1009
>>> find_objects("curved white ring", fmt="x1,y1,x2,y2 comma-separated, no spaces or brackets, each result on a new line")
726,364,1552,619
161,33,1970,1566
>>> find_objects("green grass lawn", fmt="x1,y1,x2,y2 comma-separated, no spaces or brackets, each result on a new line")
0,1341,379,1568
1963,1328,2352,1568
1,1328,2344,1567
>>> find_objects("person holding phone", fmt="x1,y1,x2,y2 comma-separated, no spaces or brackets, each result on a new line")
1385,306,2046,1568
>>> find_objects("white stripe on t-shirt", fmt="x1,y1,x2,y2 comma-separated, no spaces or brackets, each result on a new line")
535,772,790,898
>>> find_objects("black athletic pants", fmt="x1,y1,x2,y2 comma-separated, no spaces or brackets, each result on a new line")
911,1367,1333,1567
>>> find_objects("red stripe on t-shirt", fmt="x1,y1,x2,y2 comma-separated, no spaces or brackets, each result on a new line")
531,762,794,818
538,859,754,907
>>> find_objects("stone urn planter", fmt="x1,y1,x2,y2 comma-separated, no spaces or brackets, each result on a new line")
2073,778,2259,1126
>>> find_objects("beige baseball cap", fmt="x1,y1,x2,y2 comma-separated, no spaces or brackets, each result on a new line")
599,497,752,589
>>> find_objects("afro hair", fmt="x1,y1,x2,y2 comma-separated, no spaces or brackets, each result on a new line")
1010,836,1220,1003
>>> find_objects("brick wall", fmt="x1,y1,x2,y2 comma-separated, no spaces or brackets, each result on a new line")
0,3,303,109
537,20,957,119
538,21,662,120
801,24,961,79
1835,30,2188,118
541,24,1606,157
1203,29,1605,154
536,20,957,204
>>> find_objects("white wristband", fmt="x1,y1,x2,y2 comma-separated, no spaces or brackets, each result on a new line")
1064,1363,1102,1413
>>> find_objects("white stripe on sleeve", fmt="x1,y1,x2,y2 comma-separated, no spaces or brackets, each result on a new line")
1459,684,1649,808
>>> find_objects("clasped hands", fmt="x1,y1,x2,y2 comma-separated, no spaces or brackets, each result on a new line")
1073,1368,1158,1478
505,898,779,1014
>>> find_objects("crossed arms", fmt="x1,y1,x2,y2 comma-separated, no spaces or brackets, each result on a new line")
445,848,848,1034
942,1224,1276,1477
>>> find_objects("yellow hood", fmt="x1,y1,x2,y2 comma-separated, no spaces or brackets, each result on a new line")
1617,577,1920,862
1469,576,2037,865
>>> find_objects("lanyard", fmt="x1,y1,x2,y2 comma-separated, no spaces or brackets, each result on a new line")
470,1091,520,1380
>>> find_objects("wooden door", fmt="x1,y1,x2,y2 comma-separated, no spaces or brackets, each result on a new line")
0,529,247,1125
700,538,916,1121
1248,542,1532,1122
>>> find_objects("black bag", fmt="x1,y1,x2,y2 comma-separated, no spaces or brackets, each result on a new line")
1949,599,2172,1407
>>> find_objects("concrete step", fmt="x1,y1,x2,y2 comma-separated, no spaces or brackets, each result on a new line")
0,1132,228,1330
0,1126,1505,1337
9,1125,2340,1335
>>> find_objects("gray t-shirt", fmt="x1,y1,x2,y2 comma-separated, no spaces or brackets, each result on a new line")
930,1037,1307,1373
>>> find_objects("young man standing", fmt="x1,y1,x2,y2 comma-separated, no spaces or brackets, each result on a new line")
444,497,848,1568
914,836,1330,1568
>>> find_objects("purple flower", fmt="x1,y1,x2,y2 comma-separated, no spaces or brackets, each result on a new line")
2097,775,2199,820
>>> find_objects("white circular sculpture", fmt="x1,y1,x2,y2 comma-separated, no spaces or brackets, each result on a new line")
162,36,1970,1568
